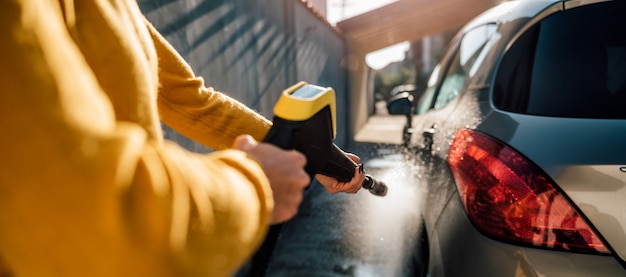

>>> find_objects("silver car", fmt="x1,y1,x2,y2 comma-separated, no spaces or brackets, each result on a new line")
387,0,626,276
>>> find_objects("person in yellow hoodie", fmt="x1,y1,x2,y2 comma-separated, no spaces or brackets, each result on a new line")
0,0,365,276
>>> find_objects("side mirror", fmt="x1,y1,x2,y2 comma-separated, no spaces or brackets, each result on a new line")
386,92,414,115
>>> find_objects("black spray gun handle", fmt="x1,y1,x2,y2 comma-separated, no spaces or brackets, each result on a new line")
242,83,387,277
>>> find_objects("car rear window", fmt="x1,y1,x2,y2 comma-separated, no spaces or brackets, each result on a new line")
493,1,626,119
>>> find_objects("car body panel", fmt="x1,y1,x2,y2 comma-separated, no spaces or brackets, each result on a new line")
433,192,626,277
556,165,626,261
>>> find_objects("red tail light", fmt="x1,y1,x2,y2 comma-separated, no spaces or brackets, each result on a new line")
448,129,609,254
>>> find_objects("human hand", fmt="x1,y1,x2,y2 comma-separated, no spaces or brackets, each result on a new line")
315,153,365,194
232,135,310,224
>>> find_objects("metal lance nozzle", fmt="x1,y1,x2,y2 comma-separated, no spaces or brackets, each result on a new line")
362,174,388,197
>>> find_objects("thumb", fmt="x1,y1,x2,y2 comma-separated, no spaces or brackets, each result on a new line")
232,135,258,152
346,153,360,163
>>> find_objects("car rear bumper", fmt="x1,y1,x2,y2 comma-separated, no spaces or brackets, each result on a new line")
427,192,626,276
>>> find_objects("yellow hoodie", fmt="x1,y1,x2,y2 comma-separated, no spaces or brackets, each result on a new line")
0,0,274,276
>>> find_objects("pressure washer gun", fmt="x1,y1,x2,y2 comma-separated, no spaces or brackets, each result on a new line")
263,81,387,196
242,82,388,277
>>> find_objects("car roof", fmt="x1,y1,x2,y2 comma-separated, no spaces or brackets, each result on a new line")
462,0,562,32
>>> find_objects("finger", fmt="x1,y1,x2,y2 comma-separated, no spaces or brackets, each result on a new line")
232,135,257,151
345,180,359,194
350,185,360,194
326,187,340,194
289,150,308,168
346,153,361,163
350,168,365,193
296,170,311,188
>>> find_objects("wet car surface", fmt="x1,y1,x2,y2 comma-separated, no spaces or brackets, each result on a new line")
385,0,626,276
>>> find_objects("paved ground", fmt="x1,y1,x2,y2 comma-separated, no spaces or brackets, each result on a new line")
354,101,407,145
354,116,407,145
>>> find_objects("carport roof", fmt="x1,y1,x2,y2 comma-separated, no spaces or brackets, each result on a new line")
336,0,499,54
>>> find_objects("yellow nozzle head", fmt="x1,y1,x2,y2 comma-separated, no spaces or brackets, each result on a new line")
273,81,337,138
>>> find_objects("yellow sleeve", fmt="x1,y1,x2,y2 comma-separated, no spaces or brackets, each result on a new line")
149,20,272,150
0,1,272,276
